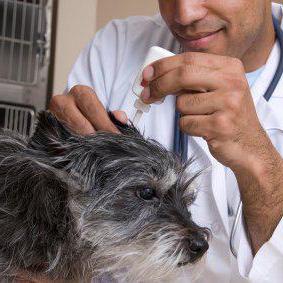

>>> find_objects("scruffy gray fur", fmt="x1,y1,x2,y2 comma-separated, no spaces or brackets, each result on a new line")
0,111,209,282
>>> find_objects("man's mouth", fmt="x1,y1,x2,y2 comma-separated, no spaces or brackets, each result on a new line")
175,29,224,50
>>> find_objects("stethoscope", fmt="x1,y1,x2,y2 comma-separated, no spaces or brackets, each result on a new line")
173,17,283,258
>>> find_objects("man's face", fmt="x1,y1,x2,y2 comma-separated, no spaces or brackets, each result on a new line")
158,0,271,59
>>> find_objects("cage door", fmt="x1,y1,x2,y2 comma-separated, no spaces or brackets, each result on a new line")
0,0,50,86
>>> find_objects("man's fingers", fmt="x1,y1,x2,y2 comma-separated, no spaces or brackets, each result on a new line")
176,92,221,115
49,85,121,135
70,86,120,134
143,52,232,82
49,95,96,135
141,65,221,104
112,110,128,124
179,115,213,140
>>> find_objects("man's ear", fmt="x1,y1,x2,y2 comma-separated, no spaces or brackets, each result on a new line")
28,111,73,156
108,112,144,138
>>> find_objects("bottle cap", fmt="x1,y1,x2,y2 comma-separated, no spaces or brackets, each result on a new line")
132,46,175,97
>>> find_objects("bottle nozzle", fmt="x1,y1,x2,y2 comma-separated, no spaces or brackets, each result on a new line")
132,98,151,127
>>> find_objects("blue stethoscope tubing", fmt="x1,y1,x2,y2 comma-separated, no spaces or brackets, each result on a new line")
173,17,283,258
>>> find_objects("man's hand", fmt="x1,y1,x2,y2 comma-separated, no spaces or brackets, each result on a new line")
49,85,128,135
141,52,266,172
141,52,283,253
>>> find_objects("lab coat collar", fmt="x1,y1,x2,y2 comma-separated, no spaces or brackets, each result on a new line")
251,39,283,131
251,2,282,106
251,40,280,107
252,3,283,131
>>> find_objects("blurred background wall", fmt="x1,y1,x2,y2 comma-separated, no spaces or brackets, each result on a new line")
53,0,158,93
52,0,97,93
96,0,158,31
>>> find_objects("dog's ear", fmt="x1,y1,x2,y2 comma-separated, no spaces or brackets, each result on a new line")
0,149,72,272
108,112,143,138
28,111,73,156
29,111,144,158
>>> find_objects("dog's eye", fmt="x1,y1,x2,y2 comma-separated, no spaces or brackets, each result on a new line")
137,187,157,201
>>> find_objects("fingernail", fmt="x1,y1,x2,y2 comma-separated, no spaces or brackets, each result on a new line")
141,87,151,100
143,66,154,81
141,79,148,87
119,112,128,124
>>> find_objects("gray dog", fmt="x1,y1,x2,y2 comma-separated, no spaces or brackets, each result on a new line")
0,111,209,282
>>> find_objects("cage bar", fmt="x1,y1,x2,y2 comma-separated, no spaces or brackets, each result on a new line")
0,102,35,136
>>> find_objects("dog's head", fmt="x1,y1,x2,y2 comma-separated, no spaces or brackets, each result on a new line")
0,111,209,282
29,111,209,280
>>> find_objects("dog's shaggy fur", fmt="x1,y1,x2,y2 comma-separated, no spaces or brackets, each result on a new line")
0,112,209,282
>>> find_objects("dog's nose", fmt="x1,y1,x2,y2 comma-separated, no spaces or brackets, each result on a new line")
188,237,209,263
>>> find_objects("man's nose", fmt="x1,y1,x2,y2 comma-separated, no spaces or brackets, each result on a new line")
174,0,208,26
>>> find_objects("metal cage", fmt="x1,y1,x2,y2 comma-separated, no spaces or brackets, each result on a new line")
0,101,35,136
0,0,53,136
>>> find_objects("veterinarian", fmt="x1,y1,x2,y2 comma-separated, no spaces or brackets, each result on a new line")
50,1,283,282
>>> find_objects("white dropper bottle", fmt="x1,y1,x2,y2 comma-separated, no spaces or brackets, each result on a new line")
132,46,175,127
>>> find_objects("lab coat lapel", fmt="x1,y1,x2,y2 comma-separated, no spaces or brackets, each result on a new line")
252,35,283,131
192,136,230,235
256,95,283,131
251,40,280,106
251,2,282,106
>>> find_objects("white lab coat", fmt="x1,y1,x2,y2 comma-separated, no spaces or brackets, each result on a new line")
66,3,283,282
